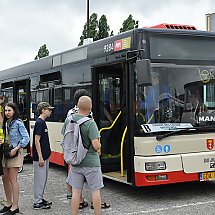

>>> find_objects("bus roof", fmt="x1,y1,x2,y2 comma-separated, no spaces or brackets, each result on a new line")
1,27,215,76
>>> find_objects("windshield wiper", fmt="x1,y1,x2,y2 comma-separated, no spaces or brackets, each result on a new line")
156,126,215,141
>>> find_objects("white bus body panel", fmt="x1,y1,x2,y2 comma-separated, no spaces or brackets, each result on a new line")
134,155,183,173
181,151,215,173
134,133,215,156
134,133,215,174
30,121,63,153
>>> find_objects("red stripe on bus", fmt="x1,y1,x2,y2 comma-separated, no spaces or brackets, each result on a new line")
49,151,65,166
135,171,199,186
30,147,65,166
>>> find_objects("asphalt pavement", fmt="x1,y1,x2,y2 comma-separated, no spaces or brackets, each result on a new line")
0,163,114,215
1,163,215,214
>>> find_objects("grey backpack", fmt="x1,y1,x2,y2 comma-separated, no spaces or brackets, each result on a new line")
62,115,92,165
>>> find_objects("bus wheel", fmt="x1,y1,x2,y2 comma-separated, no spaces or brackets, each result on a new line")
18,166,23,173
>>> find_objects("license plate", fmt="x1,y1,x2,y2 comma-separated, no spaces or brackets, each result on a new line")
200,172,215,181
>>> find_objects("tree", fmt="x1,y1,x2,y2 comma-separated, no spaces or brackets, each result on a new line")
110,30,114,37
78,13,98,46
96,15,110,40
78,13,112,46
34,44,49,60
119,14,139,33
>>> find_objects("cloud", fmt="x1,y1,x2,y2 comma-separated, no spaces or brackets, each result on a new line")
0,0,214,70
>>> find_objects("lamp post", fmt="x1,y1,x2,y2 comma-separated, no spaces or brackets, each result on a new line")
84,0,92,45
87,0,90,38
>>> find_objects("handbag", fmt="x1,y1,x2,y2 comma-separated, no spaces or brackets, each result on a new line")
3,142,18,159
3,121,19,159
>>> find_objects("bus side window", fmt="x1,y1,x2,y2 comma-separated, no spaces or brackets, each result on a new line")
32,89,50,120
63,87,74,119
53,87,64,122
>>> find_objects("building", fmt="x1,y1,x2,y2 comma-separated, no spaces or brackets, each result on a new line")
206,13,215,31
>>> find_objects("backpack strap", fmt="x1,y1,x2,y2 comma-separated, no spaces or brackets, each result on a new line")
68,114,91,125
67,115,74,123
68,115,92,150
77,117,92,125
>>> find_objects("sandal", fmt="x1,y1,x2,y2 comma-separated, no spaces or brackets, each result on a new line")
66,194,72,200
79,201,88,209
91,202,110,209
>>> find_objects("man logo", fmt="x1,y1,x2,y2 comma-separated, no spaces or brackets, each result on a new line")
199,116,215,122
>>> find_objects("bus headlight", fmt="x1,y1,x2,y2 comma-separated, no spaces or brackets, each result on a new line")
145,162,166,171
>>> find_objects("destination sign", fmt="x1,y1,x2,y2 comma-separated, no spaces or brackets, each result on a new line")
141,123,193,133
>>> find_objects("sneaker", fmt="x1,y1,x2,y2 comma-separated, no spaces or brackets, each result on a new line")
42,199,52,206
67,194,72,199
33,201,51,210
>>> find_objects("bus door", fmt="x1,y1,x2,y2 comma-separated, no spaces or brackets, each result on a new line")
13,79,31,154
92,63,128,183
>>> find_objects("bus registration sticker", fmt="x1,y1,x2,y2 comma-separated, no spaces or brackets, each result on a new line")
155,145,162,153
199,172,215,181
163,145,170,153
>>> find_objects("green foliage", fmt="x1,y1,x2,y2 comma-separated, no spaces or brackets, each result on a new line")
78,24,88,46
110,30,114,37
78,13,98,46
78,13,112,46
96,15,110,40
34,44,49,60
119,14,139,33
78,13,139,45
89,13,99,38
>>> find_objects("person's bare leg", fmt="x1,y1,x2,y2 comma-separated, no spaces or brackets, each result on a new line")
71,189,82,215
2,168,12,206
67,184,85,204
9,167,19,210
91,190,101,215
67,183,72,197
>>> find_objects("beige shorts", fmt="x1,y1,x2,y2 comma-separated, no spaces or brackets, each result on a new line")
2,148,24,168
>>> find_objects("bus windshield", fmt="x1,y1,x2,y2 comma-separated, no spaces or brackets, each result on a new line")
136,63,215,135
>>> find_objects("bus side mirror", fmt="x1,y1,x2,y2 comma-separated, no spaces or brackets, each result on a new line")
136,59,152,86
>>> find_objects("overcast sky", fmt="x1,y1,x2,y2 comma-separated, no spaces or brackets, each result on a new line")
0,0,214,70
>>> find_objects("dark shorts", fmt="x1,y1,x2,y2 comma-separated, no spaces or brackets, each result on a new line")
67,167,104,192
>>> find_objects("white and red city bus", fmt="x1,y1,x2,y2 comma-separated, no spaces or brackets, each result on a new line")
1,24,215,186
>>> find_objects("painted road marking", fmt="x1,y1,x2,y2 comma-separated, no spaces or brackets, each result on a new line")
105,200,215,214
